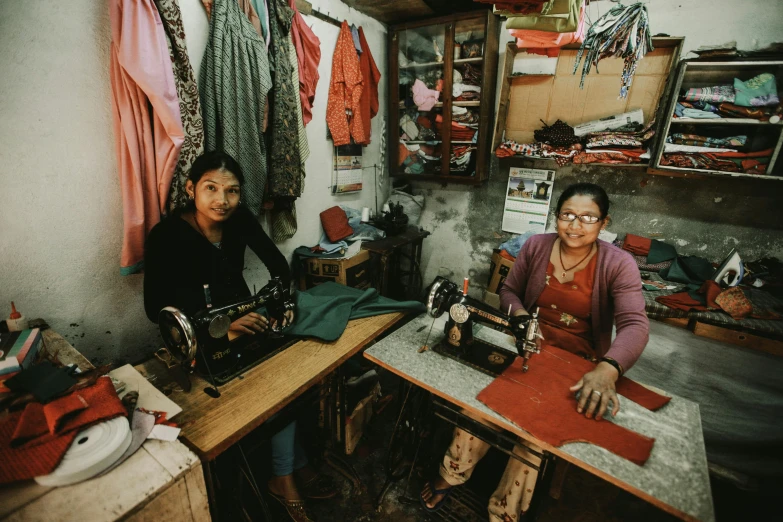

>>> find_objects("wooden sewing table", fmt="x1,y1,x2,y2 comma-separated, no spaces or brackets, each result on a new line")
364,313,715,522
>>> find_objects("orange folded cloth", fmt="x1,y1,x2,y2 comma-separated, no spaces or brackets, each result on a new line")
622,234,651,256
478,346,670,466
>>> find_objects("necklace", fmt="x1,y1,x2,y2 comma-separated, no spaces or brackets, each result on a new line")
558,241,592,278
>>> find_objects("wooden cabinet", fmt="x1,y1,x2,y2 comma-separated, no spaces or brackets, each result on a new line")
649,59,783,179
389,11,500,184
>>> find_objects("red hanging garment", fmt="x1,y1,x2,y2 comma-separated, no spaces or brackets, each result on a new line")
477,346,670,466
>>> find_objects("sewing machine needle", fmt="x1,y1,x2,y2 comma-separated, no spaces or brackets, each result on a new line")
419,317,438,353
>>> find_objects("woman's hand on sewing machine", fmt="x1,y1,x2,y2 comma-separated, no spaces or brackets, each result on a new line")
228,312,269,340
569,362,620,420
270,310,295,330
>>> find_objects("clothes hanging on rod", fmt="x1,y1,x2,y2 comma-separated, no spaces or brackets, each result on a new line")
289,0,320,126
350,24,362,54
355,26,381,145
249,0,271,46
201,0,271,215
326,21,366,146
154,0,205,212
110,0,184,275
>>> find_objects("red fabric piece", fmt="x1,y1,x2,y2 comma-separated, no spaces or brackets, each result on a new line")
289,0,321,126
477,346,671,466
622,234,651,256
715,286,753,320
11,377,125,447
319,206,353,242
499,249,516,262
0,412,77,484
655,281,721,312
355,27,381,145
0,377,126,484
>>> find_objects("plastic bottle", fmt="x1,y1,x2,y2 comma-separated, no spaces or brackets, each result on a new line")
7,302,28,332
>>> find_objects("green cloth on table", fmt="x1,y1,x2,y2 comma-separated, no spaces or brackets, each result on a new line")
646,239,678,264
285,283,425,341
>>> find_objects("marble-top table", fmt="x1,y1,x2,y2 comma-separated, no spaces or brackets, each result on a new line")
364,313,714,522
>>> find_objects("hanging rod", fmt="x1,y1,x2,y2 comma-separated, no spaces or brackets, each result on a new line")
295,1,343,28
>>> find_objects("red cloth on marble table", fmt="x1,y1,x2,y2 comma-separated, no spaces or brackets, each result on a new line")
0,376,126,484
477,346,671,466
622,234,652,256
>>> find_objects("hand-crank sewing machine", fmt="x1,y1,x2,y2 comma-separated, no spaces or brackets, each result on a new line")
157,277,296,387
426,276,542,376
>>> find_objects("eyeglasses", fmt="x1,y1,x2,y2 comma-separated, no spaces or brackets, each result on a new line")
557,212,602,224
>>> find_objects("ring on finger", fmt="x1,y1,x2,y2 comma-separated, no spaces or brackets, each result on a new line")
592,390,602,397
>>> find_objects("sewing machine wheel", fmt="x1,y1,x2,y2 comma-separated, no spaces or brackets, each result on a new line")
158,306,197,364
427,278,449,318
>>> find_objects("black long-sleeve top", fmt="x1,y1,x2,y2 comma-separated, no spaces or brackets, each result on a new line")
143,206,291,322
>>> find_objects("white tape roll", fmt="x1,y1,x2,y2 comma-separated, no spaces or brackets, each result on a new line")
35,416,132,486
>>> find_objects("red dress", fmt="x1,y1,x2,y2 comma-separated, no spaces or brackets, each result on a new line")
534,254,597,360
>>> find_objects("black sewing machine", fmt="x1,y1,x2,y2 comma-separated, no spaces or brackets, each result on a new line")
157,277,296,387
426,277,541,376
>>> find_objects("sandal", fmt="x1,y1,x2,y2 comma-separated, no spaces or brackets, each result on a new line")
301,474,339,500
268,488,316,522
419,480,454,513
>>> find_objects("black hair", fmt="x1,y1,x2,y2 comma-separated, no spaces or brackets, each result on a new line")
188,150,245,185
555,183,610,218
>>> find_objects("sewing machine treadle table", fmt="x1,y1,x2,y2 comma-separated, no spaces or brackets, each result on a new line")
364,313,715,522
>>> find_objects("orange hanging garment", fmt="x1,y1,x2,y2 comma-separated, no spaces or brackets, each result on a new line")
355,27,380,145
326,21,365,146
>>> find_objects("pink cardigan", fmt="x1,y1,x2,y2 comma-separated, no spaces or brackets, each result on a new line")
499,233,648,372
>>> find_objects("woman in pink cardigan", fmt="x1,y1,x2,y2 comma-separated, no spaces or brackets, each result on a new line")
421,183,648,521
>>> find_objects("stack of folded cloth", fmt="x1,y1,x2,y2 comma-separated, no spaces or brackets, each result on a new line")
572,120,656,165
399,112,439,143
450,145,477,173
398,141,442,175
660,133,772,174
460,63,482,86
452,106,480,126
673,73,781,120
435,114,477,142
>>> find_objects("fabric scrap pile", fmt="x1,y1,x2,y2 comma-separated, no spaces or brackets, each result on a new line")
674,73,781,121
496,116,655,166
573,2,653,98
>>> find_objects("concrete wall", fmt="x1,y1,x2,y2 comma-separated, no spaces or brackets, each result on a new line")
0,0,388,365
414,0,783,300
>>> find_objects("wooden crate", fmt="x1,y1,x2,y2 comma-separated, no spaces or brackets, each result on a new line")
488,249,515,294
299,250,372,291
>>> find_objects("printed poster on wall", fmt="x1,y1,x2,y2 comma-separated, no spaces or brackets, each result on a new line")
501,167,555,235
332,144,363,194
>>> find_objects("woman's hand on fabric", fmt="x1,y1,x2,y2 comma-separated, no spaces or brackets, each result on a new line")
228,312,268,340
271,310,295,330
569,362,620,420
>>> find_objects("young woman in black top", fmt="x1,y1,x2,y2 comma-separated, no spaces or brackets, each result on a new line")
144,151,333,522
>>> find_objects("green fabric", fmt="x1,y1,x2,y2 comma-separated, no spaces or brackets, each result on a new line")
504,0,581,32
660,256,715,295
734,73,778,108
250,0,269,44
200,0,271,215
646,239,678,264
283,283,425,341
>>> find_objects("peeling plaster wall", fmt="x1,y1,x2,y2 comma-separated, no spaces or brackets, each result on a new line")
412,0,783,299
0,0,388,365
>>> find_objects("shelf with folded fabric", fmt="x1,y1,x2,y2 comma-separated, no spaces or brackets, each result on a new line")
670,118,783,126
399,101,443,108
400,61,446,69
651,58,783,179
453,101,481,107
400,140,443,144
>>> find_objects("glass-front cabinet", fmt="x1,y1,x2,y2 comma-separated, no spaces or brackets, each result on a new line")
390,11,500,183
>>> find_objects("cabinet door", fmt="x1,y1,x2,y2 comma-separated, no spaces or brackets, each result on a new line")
449,16,488,178
396,22,449,176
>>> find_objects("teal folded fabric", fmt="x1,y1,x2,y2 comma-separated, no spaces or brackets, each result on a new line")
283,283,425,341
660,256,715,294
646,239,678,264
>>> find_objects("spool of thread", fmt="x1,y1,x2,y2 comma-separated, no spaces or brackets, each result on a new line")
7,302,28,332
361,207,370,223
383,203,391,214
454,43,462,61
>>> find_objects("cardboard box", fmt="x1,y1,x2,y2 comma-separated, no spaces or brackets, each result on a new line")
299,250,371,291
488,249,515,294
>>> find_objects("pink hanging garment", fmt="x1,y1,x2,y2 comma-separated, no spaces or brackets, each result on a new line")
109,0,184,275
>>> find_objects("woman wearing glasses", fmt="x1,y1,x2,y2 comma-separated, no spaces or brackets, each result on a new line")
421,183,648,521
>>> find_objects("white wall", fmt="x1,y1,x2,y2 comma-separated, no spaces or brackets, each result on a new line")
0,0,387,365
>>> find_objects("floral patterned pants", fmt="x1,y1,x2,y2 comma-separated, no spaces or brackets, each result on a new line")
439,428,542,522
